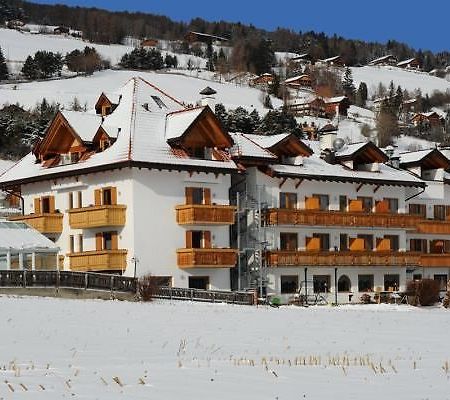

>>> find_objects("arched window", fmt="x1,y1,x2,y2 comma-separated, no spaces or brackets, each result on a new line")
338,275,351,292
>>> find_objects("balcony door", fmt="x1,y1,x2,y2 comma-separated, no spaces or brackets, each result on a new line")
185,187,211,205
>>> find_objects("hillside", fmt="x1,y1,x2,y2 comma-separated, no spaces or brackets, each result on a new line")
0,296,449,399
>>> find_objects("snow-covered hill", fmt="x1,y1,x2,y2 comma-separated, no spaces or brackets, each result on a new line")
0,69,282,114
351,65,450,97
0,296,449,400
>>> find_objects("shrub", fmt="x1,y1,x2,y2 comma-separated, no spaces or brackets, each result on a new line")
360,293,372,304
406,279,440,306
137,275,160,302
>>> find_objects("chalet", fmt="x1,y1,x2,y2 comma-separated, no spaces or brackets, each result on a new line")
397,58,420,70
411,112,444,129
251,73,274,87
185,31,229,44
140,38,159,48
317,55,344,67
0,77,238,291
368,55,398,66
288,96,327,117
284,74,312,88
324,96,350,117
402,98,417,113
53,26,70,35
290,53,314,65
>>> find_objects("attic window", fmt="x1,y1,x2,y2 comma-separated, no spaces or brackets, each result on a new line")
151,96,167,109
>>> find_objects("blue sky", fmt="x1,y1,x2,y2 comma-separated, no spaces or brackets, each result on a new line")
33,0,449,52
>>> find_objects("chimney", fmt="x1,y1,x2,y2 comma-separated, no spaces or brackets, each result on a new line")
319,123,338,152
198,86,217,111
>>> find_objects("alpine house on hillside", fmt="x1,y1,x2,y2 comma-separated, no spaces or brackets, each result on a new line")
0,77,238,290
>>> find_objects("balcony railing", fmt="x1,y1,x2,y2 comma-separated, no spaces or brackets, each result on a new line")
9,213,63,234
175,204,236,225
417,221,450,235
420,254,450,268
266,250,421,267
67,249,127,272
264,208,423,229
176,248,237,268
68,205,126,229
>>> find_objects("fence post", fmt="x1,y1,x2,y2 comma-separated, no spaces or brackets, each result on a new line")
190,289,194,301
84,273,88,290
23,270,26,288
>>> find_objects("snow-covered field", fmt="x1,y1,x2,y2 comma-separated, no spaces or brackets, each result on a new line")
0,69,282,113
352,65,450,97
1,296,449,399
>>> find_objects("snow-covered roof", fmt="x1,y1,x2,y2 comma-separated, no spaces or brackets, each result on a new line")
229,133,277,159
0,220,59,251
369,55,396,64
399,149,435,164
284,75,309,84
320,55,341,63
243,133,290,149
270,154,424,187
0,77,238,186
325,96,347,104
335,142,368,157
61,110,103,142
397,58,416,67
165,107,204,140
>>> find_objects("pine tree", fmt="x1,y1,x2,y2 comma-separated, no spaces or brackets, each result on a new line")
341,67,355,100
355,82,368,107
22,55,39,80
0,46,8,80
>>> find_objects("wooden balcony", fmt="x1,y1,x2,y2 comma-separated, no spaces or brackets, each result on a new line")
175,204,236,225
265,209,423,229
67,249,127,272
420,254,450,268
9,213,63,234
68,205,126,229
177,248,237,268
417,220,450,235
266,250,421,267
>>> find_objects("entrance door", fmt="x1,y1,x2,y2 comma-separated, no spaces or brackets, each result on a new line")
189,276,209,290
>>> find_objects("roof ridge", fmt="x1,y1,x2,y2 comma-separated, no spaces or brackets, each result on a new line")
240,133,277,158
128,77,139,161
166,105,205,116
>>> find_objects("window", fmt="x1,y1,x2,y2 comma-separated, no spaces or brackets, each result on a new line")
434,274,448,291
357,196,373,212
410,239,428,252
280,192,297,209
340,234,348,251
430,240,445,254
313,275,330,293
413,274,422,281
78,234,83,252
103,232,112,250
434,205,446,221
280,233,298,251
281,275,298,294
358,275,374,292
339,195,347,212
409,204,426,218
313,194,329,211
384,274,400,291
313,233,330,250
385,198,399,213
96,231,118,251
103,188,112,205
95,187,117,206
357,234,374,250
68,192,74,209
151,95,167,109
41,197,51,213
151,276,172,287
338,275,351,292
186,231,211,249
77,191,82,208
69,235,75,253
384,235,399,251
186,187,211,205
188,276,209,290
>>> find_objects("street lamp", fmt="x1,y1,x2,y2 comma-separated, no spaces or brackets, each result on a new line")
131,256,139,279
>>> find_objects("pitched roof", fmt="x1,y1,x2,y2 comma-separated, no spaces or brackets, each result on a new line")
0,220,59,251
199,86,217,96
60,110,103,142
399,149,450,170
229,133,277,160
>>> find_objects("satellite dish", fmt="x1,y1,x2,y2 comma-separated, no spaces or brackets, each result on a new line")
333,137,345,151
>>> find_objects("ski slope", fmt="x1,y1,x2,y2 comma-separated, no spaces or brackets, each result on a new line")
351,66,450,97
0,296,449,400
0,69,282,114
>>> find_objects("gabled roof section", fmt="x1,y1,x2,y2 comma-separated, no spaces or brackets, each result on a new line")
399,149,450,170
95,92,121,111
61,110,103,142
229,133,277,160
335,141,388,164
244,133,313,158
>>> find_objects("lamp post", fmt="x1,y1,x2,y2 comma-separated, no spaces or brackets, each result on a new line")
131,256,139,279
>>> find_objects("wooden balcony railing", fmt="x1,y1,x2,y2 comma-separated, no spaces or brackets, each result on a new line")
67,249,127,272
420,254,450,268
177,248,237,268
68,205,126,229
417,221,450,235
266,250,421,267
9,213,63,234
264,209,423,229
175,204,236,225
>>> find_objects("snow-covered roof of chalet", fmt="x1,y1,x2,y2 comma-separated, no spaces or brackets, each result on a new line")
229,133,277,160
0,77,238,186
325,96,347,104
369,54,396,64
397,58,416,67
284,75,309,83
244,133,291,149
269,154,424,187
60,110,103,142
102,91,121,105
335,142,368,157
398,148,449,167
320,55,341,63
0,220,59,251
165,107,205,140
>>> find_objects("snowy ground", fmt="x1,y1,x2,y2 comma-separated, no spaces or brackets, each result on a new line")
1,296,449,399
0,69,281,114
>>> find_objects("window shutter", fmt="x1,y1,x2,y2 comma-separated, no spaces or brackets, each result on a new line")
185,187,193,205
49,196,56,213
446,206,450,220
68,192,74,209
94,189,101,206
34,198,41,214
111,231,118,250
185,231,193,248
203,188,211,205
96,233,103,251
111,187,117,205
204,231,211,248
